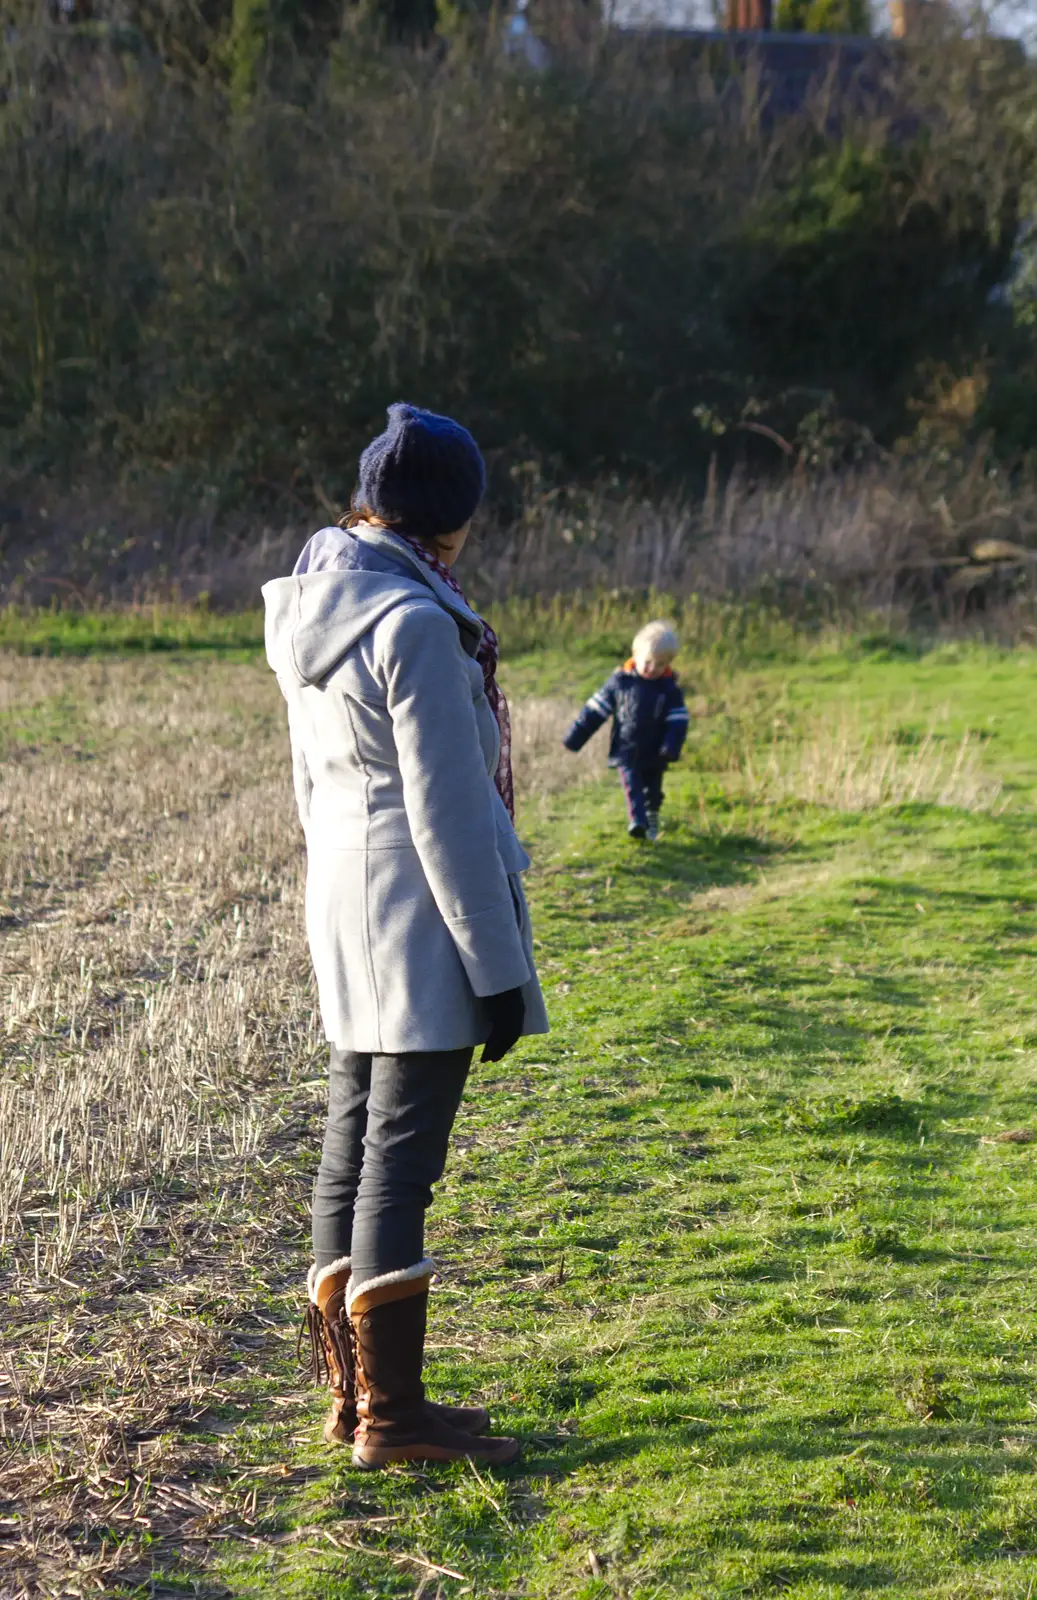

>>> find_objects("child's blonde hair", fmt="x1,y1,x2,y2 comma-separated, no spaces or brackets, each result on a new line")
632,620,679,660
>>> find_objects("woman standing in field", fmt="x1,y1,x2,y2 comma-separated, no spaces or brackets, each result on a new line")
263,404,547,1469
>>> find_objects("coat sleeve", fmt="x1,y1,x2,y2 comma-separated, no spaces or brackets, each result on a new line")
660,677,690,760
379,601,532,999
563,675,615,752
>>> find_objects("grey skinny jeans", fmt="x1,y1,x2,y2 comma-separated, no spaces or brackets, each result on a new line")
311,1045,472,1286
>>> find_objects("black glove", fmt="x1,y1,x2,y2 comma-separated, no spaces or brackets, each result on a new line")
481,987,525,1063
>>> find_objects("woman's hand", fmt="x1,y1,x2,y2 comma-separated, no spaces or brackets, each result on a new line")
481,987,526,1063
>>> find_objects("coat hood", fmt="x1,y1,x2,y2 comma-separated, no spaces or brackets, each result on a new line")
262,524,483,689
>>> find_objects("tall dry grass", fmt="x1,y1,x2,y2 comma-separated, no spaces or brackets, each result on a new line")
7,460,1037,626
470,466,1037,616
736,712,1006,813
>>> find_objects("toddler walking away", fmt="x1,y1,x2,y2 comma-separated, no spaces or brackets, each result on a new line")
563,621,689,840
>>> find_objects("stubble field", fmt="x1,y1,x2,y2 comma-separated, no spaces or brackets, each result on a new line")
2,617,1036,1600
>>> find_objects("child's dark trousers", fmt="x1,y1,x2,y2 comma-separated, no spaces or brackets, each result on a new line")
617,763,665,829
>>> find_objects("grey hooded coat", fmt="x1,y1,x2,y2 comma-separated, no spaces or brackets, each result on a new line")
262,523,549,1054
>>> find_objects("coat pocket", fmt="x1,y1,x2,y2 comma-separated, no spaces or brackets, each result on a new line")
494,806,531,874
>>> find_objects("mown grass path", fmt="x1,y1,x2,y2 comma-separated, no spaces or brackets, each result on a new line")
2,633,1036,1599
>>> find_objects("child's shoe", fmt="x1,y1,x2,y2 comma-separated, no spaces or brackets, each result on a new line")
627,822,646,840
646,811,660,841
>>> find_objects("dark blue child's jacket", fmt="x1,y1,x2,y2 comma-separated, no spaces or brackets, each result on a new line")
563,663,689,768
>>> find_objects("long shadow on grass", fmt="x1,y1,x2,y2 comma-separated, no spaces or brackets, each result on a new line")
637,828,790,893
718,1418,1037,1474
746,1559,899,1593
566,828,794,933
581,828,946,1074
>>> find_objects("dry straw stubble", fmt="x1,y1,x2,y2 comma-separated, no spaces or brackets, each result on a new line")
1,655,324,1594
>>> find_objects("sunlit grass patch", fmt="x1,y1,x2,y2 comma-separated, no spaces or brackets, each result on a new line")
0,601,265,656
738,710,1005,813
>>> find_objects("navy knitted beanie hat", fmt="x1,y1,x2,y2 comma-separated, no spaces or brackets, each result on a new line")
356,403,486,541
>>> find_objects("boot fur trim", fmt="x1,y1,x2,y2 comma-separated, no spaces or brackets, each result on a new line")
310,1256,352,1304
346,1258,434,1318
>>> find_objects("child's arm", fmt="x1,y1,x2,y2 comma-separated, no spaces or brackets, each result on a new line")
659,678,690,761
563,676,615,752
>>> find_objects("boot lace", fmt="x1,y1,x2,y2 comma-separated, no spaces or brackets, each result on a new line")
297,1300,358,1392
297,1302,329,1384
329,1310,357,1391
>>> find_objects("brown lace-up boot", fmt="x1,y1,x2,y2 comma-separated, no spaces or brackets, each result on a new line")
348,1260,519,1469
301,1259,491,1446
299,1258,358,1444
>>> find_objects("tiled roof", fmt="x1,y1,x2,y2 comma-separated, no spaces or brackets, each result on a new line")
615,28,894,118
611,27,1024,121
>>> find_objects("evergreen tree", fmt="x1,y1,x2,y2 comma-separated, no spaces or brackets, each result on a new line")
775,0,871,34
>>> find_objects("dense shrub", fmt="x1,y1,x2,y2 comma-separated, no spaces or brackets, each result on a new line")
727,135,1017,397
0,21,1033,515
774,0,871,34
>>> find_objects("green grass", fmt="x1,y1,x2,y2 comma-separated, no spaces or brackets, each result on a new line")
0,589,856,664
196,633,1037,1599
0,601,266,655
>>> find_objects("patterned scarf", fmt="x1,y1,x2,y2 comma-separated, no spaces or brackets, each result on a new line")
397,533,514,821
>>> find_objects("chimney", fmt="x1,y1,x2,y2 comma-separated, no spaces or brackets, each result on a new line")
725,0,773,28
889,0,950,36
